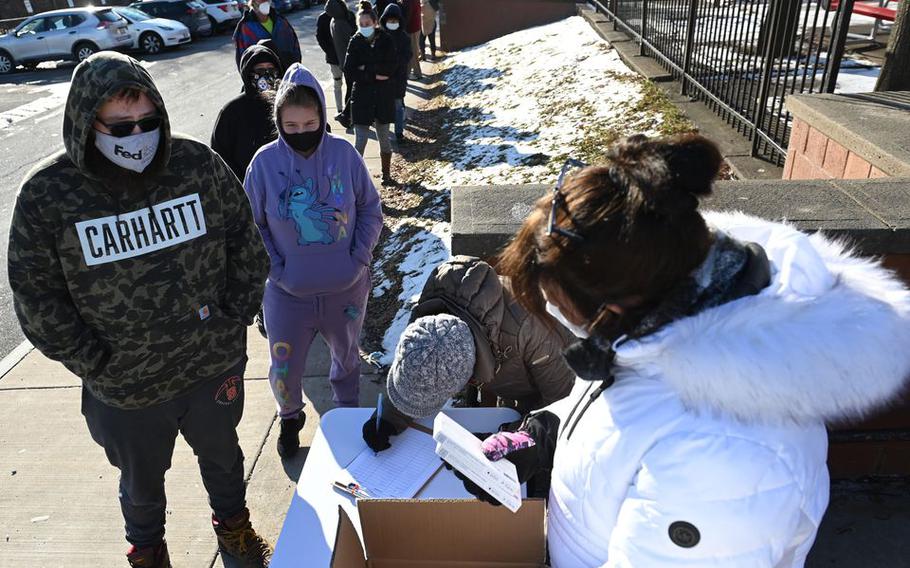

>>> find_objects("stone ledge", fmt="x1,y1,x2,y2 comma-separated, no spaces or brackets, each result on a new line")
451,178,910,259
786,92,910,177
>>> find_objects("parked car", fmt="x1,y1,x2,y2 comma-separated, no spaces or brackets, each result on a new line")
0,7,132,74
113,7,191,55
198,0,242,33
129,0,212,38
273,0,294,13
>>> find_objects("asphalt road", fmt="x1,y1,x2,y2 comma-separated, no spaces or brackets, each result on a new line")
0,8,332,362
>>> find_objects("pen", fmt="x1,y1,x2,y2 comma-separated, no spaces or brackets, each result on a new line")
333,481,370,499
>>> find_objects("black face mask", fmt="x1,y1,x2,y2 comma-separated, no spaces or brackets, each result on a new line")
250,69,280,92
283,128,322,153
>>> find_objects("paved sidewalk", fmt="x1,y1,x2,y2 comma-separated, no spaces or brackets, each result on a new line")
0,63,442,568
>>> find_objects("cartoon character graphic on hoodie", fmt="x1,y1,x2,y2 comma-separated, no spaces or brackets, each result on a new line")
279,177,338,245
244,64,383,437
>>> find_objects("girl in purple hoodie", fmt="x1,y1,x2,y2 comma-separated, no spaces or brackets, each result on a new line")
244,64,383,458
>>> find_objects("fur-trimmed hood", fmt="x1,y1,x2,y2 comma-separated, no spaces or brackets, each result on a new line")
615,211,910,425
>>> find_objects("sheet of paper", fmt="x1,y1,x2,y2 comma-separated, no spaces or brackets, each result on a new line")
338,427,442,499
433,413,522,512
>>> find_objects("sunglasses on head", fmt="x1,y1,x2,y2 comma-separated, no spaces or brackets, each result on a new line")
96,115,162,138
547,158,588,243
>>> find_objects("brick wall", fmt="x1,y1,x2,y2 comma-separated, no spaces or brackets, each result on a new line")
783,117,889,180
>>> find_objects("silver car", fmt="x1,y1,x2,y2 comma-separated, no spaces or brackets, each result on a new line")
0,7,133,74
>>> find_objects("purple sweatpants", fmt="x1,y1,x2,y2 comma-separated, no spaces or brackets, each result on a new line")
263,272,370,417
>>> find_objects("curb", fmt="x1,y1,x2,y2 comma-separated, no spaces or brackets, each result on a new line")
0,339,33,381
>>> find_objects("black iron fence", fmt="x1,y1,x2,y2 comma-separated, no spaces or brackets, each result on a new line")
588,0,858,164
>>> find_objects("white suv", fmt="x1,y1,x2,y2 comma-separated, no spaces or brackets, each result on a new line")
198,0,242,33
0,7,132,74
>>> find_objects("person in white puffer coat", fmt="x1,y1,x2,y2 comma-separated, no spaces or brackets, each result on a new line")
456,134,910,568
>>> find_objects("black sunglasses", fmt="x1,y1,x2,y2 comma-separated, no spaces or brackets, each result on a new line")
96,115,162,138
548,158,588,243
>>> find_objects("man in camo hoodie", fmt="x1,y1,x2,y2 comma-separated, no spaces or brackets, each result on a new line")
8,52,271,568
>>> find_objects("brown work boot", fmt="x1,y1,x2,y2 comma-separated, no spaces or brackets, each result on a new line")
213,508,272,567
126,540,171,568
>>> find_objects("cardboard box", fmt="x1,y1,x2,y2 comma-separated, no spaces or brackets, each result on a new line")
331,499,548,568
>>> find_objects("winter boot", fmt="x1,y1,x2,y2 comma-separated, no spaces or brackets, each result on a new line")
213,509,272,568
277,412,306,458
381,152,396,186
126,540,171,568
334,110,351,129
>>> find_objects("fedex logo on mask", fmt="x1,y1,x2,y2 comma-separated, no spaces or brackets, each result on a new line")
114,144,144,161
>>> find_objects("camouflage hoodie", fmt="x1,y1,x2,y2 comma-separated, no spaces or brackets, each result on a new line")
7,52,269,409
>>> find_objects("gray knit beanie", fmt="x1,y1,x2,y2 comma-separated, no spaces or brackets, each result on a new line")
386,314,477,419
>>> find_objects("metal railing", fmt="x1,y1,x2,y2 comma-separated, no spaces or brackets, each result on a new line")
591,0,857,164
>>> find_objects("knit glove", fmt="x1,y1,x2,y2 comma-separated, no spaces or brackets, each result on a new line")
446,411,561,506
361,400,410,452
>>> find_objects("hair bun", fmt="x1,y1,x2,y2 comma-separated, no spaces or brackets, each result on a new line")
359,0,373,11
606,134,721,218
660,134,723,197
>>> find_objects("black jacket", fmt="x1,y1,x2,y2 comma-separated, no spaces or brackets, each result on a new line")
380,4,412,99
211,45,280,181
344,29,398,126
316,11,339,65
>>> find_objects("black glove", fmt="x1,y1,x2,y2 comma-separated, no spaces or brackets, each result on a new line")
447,411,561,505
444,460,504,506
361,401,410,452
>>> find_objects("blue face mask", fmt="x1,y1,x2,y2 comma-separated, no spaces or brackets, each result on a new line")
359,26,375,38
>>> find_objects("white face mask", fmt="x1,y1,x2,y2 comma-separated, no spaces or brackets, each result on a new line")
359,25,375,38
94,128,160,173
386,22,400,30
545,301,590,339
257,1,271,15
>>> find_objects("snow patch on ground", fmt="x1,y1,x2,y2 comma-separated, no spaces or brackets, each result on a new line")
373,16,672,362
378,220,451,365
428,16,663,186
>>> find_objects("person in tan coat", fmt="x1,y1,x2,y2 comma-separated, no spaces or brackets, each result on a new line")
419,0,439,61
362,256,575,451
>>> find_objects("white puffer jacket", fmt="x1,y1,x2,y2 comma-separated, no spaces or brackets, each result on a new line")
546,212,910,568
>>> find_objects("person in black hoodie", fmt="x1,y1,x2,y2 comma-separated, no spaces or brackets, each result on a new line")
344,1,398,185
380,3,412,147
211,45,281,182
315,7,344,116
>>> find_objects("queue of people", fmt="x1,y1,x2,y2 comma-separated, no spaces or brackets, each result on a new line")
8,3,910,568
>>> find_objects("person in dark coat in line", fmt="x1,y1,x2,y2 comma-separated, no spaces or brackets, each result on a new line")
233,0,301,72
325,0,356,128
344,1,398,185
211,45,281,182
316,7,344,116
380,3,412,146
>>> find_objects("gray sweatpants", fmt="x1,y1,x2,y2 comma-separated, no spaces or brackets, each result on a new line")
354,122,392,155
81,358,247,548
329,63,344,115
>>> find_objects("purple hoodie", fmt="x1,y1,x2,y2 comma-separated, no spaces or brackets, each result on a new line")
244,64,383,297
